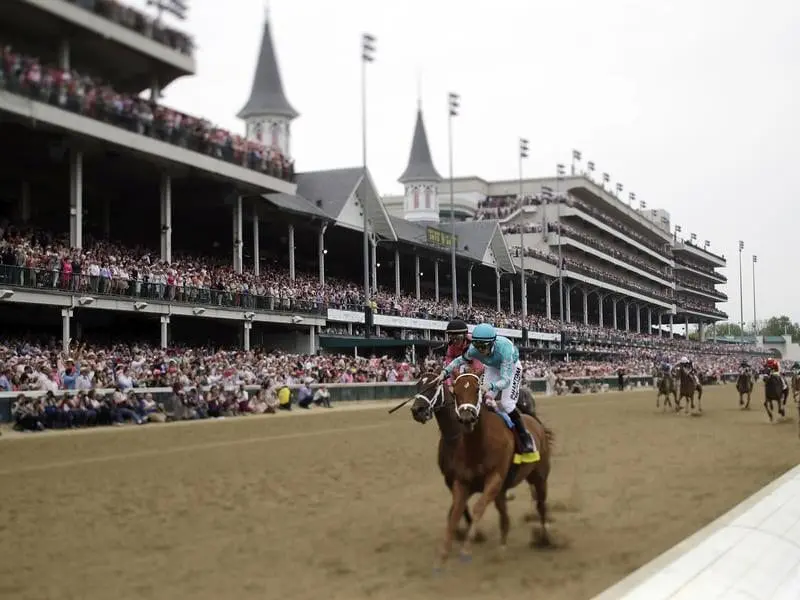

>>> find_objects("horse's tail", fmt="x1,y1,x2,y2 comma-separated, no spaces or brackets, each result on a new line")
543,426,555,448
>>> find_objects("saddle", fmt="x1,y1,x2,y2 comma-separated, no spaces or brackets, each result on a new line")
491,409,533,465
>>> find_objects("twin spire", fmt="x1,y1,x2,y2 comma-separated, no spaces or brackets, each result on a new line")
398,104,441,184
238,4,298,121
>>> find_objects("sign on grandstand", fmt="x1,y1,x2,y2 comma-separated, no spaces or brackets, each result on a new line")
426,227,457,249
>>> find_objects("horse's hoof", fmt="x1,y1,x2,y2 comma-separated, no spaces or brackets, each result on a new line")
459,552,472,564
432,566,443,576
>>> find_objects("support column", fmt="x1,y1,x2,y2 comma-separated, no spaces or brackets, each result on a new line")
318,224,327,286
159,174,172,263
370,238,378,294
647,308,653,336
496,270,501,312
636,305,642,333
684,315,689,339
58,39,70,70
160,316,170,349
151,77,161,103
612,298,618,330
415,255,421,300
252,209,260,277
545,281,552,320
394,249,400,299
69,149,83,249
509,280,515,313
582,289,589,326
434,261,440,302
102,197,111,240
243,321,252,351
669,313,674,337
61,308,72,354
624,302,630,331
699,321,706,342
232,196,243,274
19,181,31,224
287,223,295,281
309,325,316,355
467,266,473,307
598,294,604,328
564,284,572,323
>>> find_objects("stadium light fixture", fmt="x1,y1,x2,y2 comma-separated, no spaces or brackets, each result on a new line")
615,182,623,197
77,296,95,306
738,240,744,342
704,240,710,249
555,165,566,326
448,92,461,318
361,33,376,330
602,172,610,190
519,137,529,320
571,149,581,175
752,254,757,336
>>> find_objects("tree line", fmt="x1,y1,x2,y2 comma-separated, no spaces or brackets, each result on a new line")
707,316,800,342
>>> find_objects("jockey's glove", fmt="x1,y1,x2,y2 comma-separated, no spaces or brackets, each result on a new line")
480,382,494,396
436,370,448,383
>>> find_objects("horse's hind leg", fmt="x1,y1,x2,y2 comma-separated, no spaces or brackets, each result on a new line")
527,470,550,547
697,389,703,413
494,494,510,551
764,400,774,423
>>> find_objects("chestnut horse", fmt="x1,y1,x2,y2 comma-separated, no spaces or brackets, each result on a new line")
436,372,553,569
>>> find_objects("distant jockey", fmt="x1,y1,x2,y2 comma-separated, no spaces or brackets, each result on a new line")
443,319,484,386
765,358,788,392
676,356,700,386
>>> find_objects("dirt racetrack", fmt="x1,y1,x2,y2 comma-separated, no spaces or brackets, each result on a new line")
0,384,798,600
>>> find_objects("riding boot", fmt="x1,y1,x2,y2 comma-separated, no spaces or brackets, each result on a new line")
509,408,539,463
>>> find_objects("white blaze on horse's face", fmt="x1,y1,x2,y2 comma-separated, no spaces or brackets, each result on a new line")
453,372,482,427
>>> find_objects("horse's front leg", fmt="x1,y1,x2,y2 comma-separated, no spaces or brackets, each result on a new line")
460,472,505,561
764,399,774,423
437,480,469,570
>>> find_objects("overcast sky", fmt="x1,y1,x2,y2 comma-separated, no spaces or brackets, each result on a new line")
128,0,800,324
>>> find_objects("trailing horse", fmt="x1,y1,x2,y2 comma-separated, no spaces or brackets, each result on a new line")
435,372,553,569
761,369,788,423
736,366,754,409
655,371,676,411
673,364,703,415
791,373,800,404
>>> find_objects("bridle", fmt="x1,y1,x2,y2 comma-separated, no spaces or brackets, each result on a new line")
453,372,483,420
413,377,445,414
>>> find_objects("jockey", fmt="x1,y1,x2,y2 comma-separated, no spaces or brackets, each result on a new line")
661,361,671,374
676,356,700,386
765,358,788,391
443,319,484,385
439,323,538,463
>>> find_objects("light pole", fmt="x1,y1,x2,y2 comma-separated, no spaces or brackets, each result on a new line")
752,254,757,335
586,161,595,181
571,149,581,175
519,137,529,318
556,163,566,325
361,33,375,313
738,240,744,342
448,92,460,318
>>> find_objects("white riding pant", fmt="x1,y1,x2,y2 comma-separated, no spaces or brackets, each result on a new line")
484,360,523,414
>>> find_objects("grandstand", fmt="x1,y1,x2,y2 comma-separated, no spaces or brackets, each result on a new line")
0,1,736,364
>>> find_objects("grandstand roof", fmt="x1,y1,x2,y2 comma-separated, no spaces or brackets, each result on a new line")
295,167,397,240
388,217,515,272
262,192,329,219
398,108,442,184
237,13,298,120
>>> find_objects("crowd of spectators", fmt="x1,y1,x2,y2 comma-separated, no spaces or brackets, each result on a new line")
68,0,194,57
0,44,294,182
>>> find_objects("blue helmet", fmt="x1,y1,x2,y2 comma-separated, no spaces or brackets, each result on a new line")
472,323,497,342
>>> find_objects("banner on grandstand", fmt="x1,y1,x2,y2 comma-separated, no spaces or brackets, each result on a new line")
426,227,457,249
326,309,559,342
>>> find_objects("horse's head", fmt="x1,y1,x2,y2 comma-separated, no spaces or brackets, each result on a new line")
452,372,483,431
410,372,445,424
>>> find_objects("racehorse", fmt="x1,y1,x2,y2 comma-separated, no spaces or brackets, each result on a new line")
410,372,538,542
761,368,788,423
736,365,755,409
673,363,703,415
410,373,482,543
435,372,553,569
655,370,676,411
791,373,800,404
